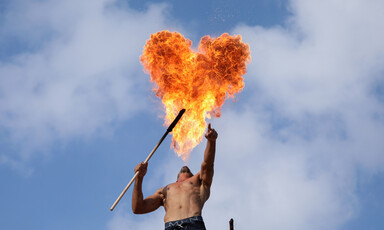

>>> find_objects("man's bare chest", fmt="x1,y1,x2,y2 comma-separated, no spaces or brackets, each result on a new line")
163,178,201,199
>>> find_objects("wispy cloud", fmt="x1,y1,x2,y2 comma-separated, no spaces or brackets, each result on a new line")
0,0,173,162
0,154,34,176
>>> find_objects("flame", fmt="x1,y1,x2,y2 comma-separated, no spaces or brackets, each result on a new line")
141,31,251,160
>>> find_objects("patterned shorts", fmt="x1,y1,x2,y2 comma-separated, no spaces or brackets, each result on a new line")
165,216,206,230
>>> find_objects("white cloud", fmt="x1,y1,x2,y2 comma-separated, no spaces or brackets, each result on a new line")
235,0,384,170
205,110,358,230
0,154,34,176
0,0,173,160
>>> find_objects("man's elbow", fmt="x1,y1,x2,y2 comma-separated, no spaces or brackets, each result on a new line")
132,206,138,214
132,205,143,214
132,208,145,214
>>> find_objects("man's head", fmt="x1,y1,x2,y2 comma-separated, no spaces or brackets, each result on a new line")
177,166,193,182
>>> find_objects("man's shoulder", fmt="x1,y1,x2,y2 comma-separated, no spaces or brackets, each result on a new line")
190,174,203,185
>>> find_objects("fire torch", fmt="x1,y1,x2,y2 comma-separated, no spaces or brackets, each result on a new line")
110,109,186,211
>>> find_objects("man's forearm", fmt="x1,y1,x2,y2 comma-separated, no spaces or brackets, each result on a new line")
204,140,216,165
132,178,144,213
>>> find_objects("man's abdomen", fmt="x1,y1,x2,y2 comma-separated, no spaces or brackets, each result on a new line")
163,182,204,222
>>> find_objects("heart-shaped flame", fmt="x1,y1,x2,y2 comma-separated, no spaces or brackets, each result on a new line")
141,31,251,160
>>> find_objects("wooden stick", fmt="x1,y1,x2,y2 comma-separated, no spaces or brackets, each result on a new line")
229,218,234,230
110,109,185,211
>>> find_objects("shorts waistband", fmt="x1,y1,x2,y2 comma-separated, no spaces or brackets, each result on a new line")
165,216,204,228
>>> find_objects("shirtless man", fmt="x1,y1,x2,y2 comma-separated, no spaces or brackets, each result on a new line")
132,124,218,230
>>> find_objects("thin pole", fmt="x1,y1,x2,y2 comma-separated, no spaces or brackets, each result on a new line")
229,218,234,230
110,109,185,211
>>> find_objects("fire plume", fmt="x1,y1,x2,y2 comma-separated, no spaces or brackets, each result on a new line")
141,31,251,160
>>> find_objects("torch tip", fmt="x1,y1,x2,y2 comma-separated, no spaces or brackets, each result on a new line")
167,109,186,132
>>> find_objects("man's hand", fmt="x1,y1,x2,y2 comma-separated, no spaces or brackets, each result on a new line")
205,123,218,141
135,162,148,180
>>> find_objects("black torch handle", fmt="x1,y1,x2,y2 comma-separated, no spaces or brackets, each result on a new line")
167,109,186,132
110,108,186,211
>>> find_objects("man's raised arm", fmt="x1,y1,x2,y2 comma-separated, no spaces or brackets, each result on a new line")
132,162,163,214
200,123,218,188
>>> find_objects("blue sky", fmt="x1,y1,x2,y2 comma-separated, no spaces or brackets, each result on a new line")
1,0,384,230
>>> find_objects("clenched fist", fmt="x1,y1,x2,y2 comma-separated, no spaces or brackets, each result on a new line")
135,162,148,179
205,123,218,141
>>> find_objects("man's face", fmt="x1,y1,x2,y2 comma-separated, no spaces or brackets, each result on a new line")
177,166,193,181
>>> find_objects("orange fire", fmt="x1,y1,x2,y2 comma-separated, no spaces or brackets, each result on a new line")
141,31,251,160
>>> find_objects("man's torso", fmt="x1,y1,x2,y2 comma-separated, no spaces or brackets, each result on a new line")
161,173,209,222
